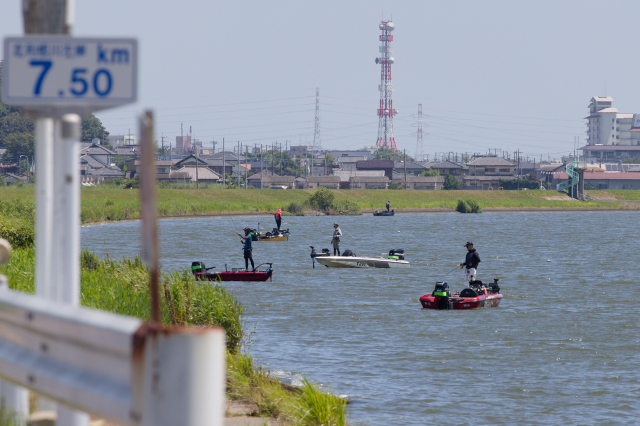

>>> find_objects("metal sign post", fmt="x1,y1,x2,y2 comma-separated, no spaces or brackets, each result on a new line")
0,1,225,425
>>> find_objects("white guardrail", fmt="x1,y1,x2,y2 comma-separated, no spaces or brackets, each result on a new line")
0,282,225,426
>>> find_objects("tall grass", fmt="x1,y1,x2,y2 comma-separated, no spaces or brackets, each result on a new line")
227,352,347,426
2,248,244,352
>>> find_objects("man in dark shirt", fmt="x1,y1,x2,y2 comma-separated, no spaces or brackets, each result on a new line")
236,227,255,271
460,242,481,283
386,201,390,212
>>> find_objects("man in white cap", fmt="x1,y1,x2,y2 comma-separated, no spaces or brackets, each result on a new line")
332,223,342,256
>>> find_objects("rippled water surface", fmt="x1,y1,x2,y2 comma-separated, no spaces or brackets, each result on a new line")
82,212,640,425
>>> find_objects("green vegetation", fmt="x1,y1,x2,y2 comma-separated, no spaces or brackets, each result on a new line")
419,169,440,177
0,187,626,225
0,199,348,425
307,188,335,212
456,199,482,213
373,147,413,161
388,182,403,190
499,172,541,190
227,352,347,425
443,174,460,190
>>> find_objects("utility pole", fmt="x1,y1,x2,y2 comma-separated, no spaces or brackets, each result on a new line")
195,135,199,189
237,141,241,187
404,149,407,189
161,133,165,161
223,138,225,185
517,149,520,191
260,143,263,189
245,145,248,189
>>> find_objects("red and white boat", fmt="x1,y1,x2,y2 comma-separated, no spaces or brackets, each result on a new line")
191,261,273,282
419,280,502,310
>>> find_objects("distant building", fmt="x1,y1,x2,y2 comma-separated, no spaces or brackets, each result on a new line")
175,136,192,155
355,160,394,179
289,145,310,157
329,150,372,160
582,96,640,160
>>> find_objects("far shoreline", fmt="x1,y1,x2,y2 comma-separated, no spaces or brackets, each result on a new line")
80,205,632,226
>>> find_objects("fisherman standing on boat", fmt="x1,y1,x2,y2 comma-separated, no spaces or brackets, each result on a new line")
236,227,255,272
386,201,390,212
275,208,283,232
332,223,342,256
460,242,480,283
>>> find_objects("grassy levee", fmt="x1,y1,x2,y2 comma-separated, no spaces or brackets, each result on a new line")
0,198,348,425
0,187,626,225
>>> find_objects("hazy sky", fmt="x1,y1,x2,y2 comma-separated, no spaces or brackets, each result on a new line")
2,0,640,160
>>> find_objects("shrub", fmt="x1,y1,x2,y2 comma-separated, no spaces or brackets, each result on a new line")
388,182,403,190
307,188,335,212
456,199,481,213
287,202,306,216
338,202,362,215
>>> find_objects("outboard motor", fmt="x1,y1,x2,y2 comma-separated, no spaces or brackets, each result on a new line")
488,278,501,294
388,249,405,260
433,282,450,310
310,246,330,268
250,229,259,241
342,249,356,257
272,227,279,235
191,261,206,276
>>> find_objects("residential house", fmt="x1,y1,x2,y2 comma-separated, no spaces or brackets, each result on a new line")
334,170,386,189
4,173,28,185
262,175,296,189
126,160,174,179
349,176,389,189
247,170,278,189
391,173,444,190
467,157,515,177
174,155,234,177
171,166,222,184
355,160,394,179
393,161,427,176
80,143,116,166
305,176,341,190
328,150,372,160
420,160,464,176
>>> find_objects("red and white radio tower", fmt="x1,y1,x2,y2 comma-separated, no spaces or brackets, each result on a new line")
375,20,397,150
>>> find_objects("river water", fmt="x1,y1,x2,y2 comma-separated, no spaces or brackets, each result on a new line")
82,212,639,425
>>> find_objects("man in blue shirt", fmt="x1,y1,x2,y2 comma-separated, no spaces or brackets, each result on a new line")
236,227,255,271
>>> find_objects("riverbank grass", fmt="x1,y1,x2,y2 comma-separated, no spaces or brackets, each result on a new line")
0,187,626,224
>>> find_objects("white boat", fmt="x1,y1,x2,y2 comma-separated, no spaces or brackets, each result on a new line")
312,248,409,269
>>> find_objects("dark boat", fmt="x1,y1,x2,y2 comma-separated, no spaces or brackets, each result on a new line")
191,261,273,282
373,210,395,216
419,280,502,310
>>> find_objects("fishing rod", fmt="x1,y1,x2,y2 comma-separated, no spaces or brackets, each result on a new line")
438,265,463,281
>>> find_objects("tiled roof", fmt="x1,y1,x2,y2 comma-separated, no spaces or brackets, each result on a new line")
349,176,390,183
247,170,279,180
304,176,341,183
393,161,426,169
80,143,116,155
467,157,515,166
392,176,443,183
356,160,394,169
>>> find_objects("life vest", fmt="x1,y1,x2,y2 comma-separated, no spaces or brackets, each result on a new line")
275,209,282,220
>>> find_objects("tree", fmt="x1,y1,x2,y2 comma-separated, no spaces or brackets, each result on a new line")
0,64,35,147
443,174,460,190
419,169,440,177
3,132,35,159
82,114,111,147
325,153,335,165
373,147,414,161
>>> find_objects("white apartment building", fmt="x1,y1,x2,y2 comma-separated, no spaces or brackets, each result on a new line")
583,97,640,160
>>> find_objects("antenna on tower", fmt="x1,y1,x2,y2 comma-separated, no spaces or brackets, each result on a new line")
415,104,424,162
312,87,322,151
375,19,397,150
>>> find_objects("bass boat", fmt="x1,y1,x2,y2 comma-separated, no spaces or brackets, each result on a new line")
310,247,409,268
373,210,395,217
419,280,502,310
257,228,290,242
191,261,273,282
